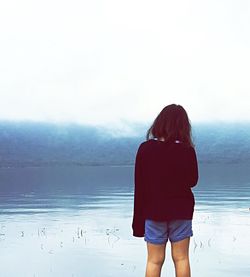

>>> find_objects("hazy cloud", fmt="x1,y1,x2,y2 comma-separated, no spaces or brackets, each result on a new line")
0,0,250,128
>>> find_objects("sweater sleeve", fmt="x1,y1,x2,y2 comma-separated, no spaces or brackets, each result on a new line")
186,147,199,188
132,144,145,237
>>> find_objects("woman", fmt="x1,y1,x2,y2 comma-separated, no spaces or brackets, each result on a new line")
132,104,199,277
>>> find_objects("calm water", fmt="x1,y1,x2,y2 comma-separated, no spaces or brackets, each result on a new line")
0,164,250,277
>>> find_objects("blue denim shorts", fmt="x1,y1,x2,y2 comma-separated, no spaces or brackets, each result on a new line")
144,218,193,244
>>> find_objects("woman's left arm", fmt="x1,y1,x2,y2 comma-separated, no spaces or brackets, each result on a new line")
132,144,145,237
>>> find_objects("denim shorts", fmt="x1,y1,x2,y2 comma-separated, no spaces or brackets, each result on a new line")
144,218,193,244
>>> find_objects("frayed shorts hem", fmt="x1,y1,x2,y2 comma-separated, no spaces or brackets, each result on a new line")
144,237,167,244
144,233,193,244
170,233,193,243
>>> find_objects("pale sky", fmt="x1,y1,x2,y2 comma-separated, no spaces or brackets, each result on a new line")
0,0,250,130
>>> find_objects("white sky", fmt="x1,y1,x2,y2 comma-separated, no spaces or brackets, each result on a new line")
0,0,250,130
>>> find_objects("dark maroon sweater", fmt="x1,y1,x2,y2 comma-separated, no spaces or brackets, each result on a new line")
132,139,199,237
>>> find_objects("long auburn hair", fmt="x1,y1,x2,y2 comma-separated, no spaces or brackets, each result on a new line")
146,104,195,147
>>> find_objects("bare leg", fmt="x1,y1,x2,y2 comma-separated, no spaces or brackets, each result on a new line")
171,237,191,277
145,241,166,277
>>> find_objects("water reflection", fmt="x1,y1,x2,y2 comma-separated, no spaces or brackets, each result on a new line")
0,164,250,277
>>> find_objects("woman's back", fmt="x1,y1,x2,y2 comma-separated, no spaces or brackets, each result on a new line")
140,139,198,193
132,138,198,235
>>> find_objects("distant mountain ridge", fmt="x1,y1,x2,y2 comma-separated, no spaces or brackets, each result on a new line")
0,120,250,167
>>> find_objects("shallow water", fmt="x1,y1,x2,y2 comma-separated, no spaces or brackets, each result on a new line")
0,164,250,277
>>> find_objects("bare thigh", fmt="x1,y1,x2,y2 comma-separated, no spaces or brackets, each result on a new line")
146,242,167,264
171,237,190,261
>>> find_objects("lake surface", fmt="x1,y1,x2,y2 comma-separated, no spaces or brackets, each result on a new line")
0,164,250,277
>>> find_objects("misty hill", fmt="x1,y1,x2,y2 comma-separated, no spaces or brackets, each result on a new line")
0,120,249,167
